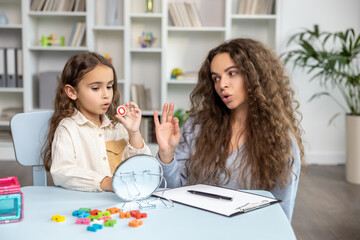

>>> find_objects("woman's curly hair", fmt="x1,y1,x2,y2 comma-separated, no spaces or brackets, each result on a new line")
42,52,120,171
185,38,305,190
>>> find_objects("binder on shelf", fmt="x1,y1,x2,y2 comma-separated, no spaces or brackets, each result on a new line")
15,48,23,88
152,184,281,217
0,48,5,88
6,48,16,88
0,48,8,88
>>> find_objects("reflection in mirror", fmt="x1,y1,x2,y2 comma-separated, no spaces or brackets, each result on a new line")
112,154,173,210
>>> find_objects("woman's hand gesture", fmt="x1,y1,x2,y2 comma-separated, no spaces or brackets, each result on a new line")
154,103,181,164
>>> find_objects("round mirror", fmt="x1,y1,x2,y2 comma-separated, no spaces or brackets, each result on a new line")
112,154,162,201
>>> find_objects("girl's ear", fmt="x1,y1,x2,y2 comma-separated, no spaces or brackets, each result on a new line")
64,84,77,100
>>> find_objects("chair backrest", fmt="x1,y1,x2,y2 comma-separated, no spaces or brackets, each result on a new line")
10,111,53,186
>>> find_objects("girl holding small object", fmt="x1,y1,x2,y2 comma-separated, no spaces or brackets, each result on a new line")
42,52,151,192
154,38,305,221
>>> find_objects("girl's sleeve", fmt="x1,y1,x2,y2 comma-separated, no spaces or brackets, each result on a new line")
122,139,152,159
270,137,301,221
158,119,194,188
50,125,107,192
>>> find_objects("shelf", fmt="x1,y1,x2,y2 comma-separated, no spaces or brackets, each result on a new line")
93,26,125,31
130,48,162,53
0,121,10,127
28,11,87,17
167,80,197,85
130,13,162,19
0,88,24,93
168,26,226,32
231,14,277,20
29,46,89,51
0,24,22,29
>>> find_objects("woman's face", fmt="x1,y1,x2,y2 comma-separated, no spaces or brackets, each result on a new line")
211,52,248,112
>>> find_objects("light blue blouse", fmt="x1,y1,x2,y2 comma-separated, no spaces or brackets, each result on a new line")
158,118,301,221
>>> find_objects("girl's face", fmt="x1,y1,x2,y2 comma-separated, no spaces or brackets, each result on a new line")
211,52,248,113
66,64,114,125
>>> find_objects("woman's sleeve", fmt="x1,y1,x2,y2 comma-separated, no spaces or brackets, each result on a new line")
158,119,194,188
270,137,301,221
50,125,106,192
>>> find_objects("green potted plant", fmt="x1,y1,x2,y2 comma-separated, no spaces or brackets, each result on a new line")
282,24,360,184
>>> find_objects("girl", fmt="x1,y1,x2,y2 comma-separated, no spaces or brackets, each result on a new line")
42,52,151,192
154,38,305,221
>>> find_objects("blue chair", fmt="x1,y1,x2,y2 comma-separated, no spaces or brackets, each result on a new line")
10,111,53,186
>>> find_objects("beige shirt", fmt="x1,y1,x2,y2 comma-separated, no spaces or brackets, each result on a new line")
50,111,151,192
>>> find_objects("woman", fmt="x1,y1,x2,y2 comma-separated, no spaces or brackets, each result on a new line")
154,38,305,221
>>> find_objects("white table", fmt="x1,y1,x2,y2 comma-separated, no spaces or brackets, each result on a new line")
0,186,296,240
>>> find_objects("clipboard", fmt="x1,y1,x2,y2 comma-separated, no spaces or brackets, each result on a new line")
152,184,281,217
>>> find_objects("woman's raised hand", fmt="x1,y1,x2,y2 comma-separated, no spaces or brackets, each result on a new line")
154,102,181,164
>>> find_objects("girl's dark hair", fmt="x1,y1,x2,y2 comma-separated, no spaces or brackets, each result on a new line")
42,52,120,171
185,38,305,190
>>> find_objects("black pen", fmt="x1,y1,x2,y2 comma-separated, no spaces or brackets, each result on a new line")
187,190,233,201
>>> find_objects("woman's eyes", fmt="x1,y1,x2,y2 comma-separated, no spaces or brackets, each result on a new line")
212,76,220,82
107,85,113,89
212,71,238,82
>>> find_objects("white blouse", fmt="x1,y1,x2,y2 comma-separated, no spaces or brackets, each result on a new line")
51,111,151,192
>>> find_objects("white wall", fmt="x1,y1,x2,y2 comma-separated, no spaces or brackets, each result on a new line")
279,0,360,164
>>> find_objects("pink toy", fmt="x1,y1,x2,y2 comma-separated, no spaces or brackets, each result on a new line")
117,105,127,116
0,177,23,224
75,218,91,225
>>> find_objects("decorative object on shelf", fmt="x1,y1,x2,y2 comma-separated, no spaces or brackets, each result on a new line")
174,108,188,127
0,11,8,25
40,34,65,47
282,24,360,184
145,0,153,13
138,32,157,48
104,53,113,64
170,68,183,79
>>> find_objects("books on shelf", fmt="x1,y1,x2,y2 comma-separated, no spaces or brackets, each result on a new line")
140,116,156,144
168,1,202,27
130,84,152,111
30,0,86,12
0,48,23,88
238,0,274,15
68,22,86,47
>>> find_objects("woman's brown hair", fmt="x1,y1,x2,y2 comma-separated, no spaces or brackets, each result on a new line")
185,38,305,190
42,52,120,171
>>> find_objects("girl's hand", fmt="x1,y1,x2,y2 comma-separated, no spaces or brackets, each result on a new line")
115,102,142,134
154,102,181,164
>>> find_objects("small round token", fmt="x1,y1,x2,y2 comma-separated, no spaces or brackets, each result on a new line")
117,105,127,116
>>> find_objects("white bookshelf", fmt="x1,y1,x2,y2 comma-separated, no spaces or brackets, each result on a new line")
0,0,279,160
